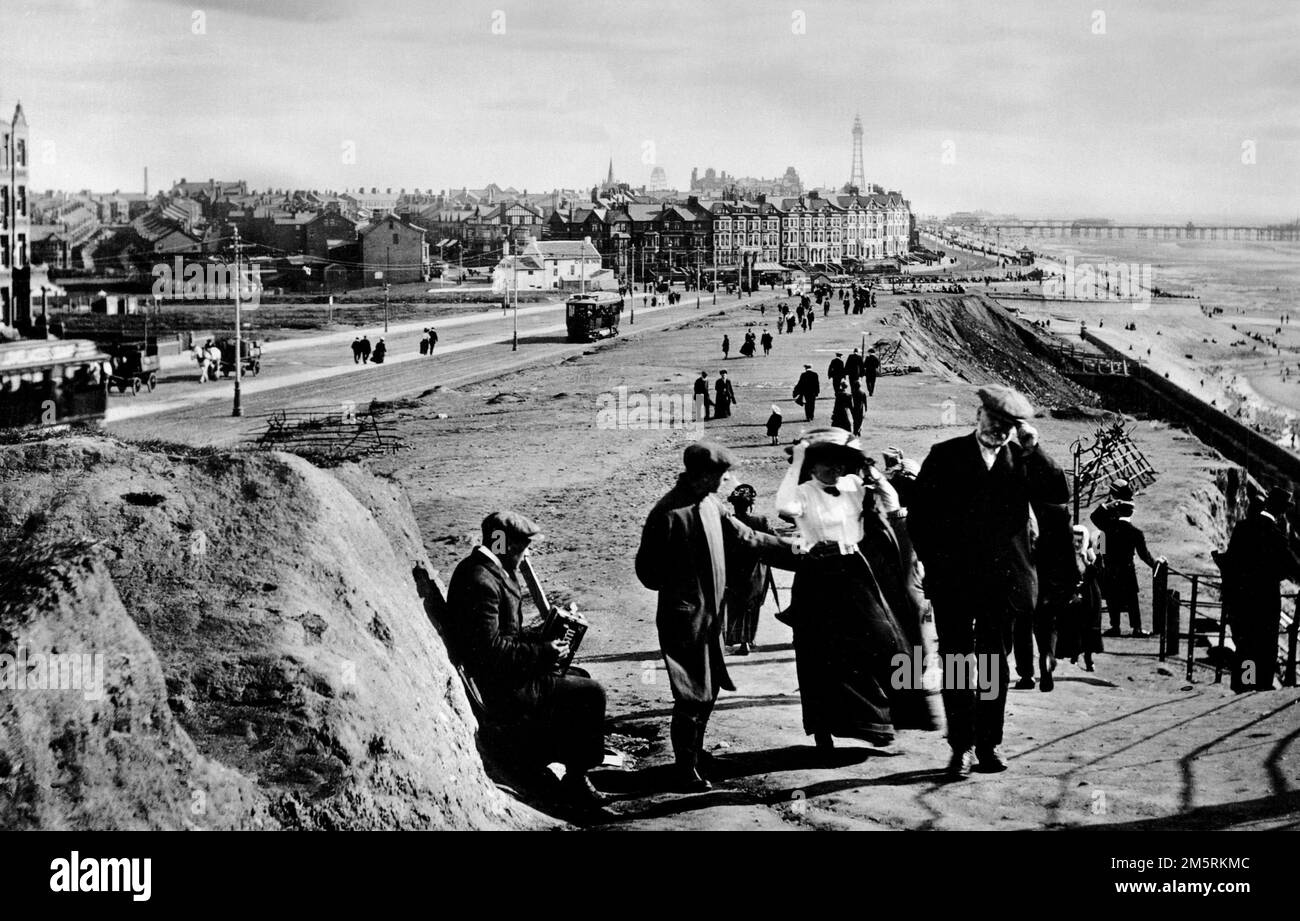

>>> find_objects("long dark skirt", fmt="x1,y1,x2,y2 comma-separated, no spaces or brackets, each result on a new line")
790,552,932,743
1056,582,1104,659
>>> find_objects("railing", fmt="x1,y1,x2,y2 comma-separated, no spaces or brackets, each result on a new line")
1152,560,1297,686
248,400,406,463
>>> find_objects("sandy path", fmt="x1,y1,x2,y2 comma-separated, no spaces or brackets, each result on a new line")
362,290,1300,830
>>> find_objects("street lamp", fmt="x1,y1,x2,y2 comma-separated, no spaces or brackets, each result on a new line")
232,227,243,417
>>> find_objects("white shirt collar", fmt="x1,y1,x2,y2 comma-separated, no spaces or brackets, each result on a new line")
475,544,506,570
1261,510,1277,523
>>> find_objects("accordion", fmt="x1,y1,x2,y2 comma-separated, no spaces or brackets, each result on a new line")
520,553,587,673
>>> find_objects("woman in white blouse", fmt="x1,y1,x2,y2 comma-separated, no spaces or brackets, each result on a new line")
776,427,939,758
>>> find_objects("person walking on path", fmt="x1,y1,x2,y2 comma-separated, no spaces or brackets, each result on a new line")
359,336,372,364
864,347,880,396
845,348,863,386
722,334,730,360
827,352,846,390
786,315,796,335
713,370,737,419
830,380,853,431
428,327,438,355
1218,485,1300,691
1055,525,1105,672
351,337,363,365
635,443,792,792
693,372,713,421
909,385,1070,779
849,380,868,436
765,404,783,445
723,484,776,656
793,364,820,422
760,329,773,356
775,431,940,759
1090,480,1161,637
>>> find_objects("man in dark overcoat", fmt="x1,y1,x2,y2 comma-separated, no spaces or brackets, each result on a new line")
1222,486,1300,691
446,511,608,807
792,364,820,423
908,385,1070,778
635,442,792,792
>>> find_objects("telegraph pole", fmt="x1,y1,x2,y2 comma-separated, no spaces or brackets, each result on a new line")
232,226,243,417
512,243,518,351
384,245,391,333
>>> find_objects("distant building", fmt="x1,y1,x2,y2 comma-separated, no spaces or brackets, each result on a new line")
492,238,608,293
648,166,667,192
1,101,30,330
360,214,429,284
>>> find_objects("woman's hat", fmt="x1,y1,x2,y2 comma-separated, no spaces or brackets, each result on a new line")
729,484,757,505
1108,479,1134,502
770,404,781,414
787,427,868,467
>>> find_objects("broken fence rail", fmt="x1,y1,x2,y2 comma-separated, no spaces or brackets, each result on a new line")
248,401,406,459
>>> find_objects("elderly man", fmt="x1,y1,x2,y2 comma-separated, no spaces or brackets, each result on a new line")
636,442,793,792
446,511,608,808
909,385,1070,778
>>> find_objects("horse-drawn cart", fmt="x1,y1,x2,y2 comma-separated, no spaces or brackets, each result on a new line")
216,337,262,377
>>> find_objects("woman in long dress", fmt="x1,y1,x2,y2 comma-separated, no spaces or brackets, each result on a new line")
713,371,736,419
775,428,940,758
1056,525,1105,670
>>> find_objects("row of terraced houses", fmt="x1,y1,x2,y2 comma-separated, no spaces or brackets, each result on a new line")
541,187,914,283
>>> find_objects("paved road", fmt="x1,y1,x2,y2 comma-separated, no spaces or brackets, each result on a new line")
107,289,783,447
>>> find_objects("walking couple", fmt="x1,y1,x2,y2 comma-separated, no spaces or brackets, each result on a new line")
635,434,939,792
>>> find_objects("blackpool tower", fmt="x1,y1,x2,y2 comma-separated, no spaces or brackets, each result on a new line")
849,113,866,192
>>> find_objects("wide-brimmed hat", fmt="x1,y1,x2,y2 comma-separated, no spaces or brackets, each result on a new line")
787,427,868,468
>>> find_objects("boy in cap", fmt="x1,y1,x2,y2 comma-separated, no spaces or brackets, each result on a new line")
446,510,609,808
636,441,794,792
909,384,1071,778
1090,479,1161,637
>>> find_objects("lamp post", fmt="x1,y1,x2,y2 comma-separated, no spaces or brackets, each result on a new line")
232,227,243,417
384,245,391,333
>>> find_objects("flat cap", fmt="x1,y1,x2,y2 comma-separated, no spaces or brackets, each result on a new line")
683,441,735,475
481,510,543,544
1108,479,1134,502
977,384,1033,423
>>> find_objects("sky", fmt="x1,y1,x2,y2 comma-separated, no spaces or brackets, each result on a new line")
2,0,1297,222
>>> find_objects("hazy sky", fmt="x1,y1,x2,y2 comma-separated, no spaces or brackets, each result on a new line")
2,0,1297,221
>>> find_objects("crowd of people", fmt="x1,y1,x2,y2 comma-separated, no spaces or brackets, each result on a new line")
434,279,1298,820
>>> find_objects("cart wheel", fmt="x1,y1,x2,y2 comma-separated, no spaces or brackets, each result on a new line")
252,361,261,376
146,373,158,392
116,380,127,394
131,377,143,396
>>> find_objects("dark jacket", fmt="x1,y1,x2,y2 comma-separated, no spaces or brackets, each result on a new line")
864,354,881,378
636,481,789,703
1089,501,1156,600
909,432,1069,617
1222,511,1300,629
446,548,555,715
793,369,820,401
845,353,864,380
827,357,845,381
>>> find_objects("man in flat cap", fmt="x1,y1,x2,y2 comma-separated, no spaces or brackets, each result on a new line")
636,441,794,792
1090,479,1161,638
446,510,608,808
909,384,1071,778
1220,485,1300,691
